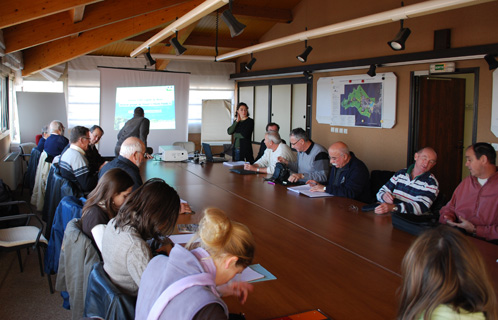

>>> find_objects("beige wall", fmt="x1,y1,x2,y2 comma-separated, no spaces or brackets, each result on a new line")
236,0,498,172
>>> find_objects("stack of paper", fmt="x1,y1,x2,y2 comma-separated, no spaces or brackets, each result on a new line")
287,185,334,198
223,161,246,167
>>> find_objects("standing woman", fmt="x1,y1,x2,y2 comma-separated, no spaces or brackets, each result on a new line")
101,178,180,296
135,208,255,320
227,102,254,162
397,225,497,319
81,168,134,246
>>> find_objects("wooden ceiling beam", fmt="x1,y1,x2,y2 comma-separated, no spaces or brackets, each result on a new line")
22,0,204,76
3,0,189,53
0,0,102,29
231,4,293,23
184,34,257,49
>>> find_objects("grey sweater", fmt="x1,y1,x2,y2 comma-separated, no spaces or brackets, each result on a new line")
288,141,330,184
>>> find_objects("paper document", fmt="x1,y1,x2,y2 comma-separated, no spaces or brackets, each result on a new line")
223,161,246,167
240,266,264,282
287,185,334,198
169,234,200,244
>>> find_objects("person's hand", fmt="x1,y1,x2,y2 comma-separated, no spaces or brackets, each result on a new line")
441,214,455,223
446,216,475,234
180,202,192,214
382,192,394,204
374,203,395,215
236,113,241,122
244,164,257,171
218,282,254,304
145,153,153,159
306,180,325,192
288,173,303,183
277,157,288,165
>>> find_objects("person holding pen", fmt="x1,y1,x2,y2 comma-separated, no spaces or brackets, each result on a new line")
227,102,254,163
306,141,370,202
135,208,255,320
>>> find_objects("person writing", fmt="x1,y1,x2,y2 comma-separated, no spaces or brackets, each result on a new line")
135,207,255,320
101,178,180,296
397,225,497,319
227,102,254,162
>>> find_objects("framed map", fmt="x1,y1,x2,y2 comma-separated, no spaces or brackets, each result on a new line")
316,73,397,128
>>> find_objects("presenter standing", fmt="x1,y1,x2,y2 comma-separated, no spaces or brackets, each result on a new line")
115,107,150,156
227,102,254,163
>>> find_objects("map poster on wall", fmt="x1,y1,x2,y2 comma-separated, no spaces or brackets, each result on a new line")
317,72,397,128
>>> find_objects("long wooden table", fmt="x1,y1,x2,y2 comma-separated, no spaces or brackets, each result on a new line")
142,160,498,319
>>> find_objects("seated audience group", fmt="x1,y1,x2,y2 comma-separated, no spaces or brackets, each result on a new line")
28,115,497,320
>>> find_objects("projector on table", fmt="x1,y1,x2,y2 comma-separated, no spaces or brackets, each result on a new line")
158,145,188,162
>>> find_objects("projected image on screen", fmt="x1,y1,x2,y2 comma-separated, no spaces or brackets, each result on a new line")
114,86,176,130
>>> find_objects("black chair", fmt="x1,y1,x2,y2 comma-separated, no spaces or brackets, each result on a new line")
369,170,395,203
25,148,41,195
84,262,136,320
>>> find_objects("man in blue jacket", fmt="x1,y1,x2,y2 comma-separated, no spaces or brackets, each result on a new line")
306,141,370,203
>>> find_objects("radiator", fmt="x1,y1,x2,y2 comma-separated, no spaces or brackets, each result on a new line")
0,152,22,190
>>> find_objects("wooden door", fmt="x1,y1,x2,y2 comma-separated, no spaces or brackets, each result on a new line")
417,77,465,200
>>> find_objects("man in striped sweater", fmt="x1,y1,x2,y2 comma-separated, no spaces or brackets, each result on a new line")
375,147,439,215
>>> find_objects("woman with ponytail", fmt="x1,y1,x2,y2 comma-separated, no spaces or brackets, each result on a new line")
136,207,255,320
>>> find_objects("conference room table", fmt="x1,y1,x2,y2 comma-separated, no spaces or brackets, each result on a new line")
141,160,498,319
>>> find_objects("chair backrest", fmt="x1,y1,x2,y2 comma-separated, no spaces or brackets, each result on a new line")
44,196,85,275
43,166,83,239
84,262,136,320
369,170,395,203
173,141,195,153
26,148,42,192
19,142,36,162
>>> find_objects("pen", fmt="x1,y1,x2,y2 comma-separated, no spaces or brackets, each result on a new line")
267,181,275,185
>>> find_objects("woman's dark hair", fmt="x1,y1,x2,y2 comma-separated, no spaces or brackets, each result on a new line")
82,168,134,220
113,178,180,241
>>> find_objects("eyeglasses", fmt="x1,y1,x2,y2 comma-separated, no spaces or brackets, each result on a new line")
290,139,302,147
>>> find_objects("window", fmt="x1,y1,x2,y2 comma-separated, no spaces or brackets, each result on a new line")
1,76,7,132
188,89,234,134
67,87,100,128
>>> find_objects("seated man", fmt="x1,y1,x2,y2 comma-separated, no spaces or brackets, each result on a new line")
440,142,498,241
59,126,98,194
99,137,145,190
254,122,285,162
244,131,296,174
375,147,439,215
86,125,106,173
306,142,370,202
44,120,69,161
278,128,329,184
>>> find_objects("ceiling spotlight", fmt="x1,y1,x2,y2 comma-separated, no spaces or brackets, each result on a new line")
221,0,246,38
297,39,313,63
388,26,411,51
245,54,257,71
303,71,313,80
367,64,377,77
484,54,498,70
170,32,187,56
144,48,156,66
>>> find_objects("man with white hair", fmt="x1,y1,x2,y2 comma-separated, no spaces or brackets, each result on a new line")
44,120,69,162
99,137,145,190
244,131,295,174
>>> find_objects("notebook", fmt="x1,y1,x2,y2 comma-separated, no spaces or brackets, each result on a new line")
202,143,227,163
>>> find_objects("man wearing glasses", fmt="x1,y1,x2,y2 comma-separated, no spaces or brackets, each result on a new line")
59,126,98,194
278,128,329,184
99,137,145,191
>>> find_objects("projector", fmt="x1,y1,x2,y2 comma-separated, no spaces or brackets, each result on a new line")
158,145,188,162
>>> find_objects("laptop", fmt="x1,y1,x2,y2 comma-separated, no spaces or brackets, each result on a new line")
202,143,227,163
